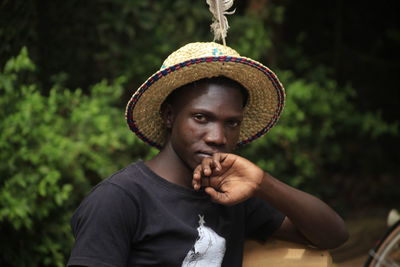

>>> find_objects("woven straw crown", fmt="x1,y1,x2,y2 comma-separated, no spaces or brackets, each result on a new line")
125,42,285,149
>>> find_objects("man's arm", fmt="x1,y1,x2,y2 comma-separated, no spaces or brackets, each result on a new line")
192,153,349,249
258,172,348,248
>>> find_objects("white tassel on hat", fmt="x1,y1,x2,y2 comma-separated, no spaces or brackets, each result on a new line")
206,0,235,46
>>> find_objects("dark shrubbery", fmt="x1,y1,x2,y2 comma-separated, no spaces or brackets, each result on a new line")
0,49,155,266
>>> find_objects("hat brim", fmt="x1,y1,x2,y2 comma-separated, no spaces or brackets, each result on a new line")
125,56,285,149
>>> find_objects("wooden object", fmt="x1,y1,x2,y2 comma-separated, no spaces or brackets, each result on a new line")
243,239,332,267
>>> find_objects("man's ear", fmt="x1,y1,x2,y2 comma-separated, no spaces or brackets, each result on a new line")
160,103,174,129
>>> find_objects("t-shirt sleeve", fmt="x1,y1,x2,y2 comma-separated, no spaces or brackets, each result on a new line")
67,182,139,267
244,197,285,241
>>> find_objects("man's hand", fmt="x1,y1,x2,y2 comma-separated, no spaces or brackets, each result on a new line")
192,153,348,249
192,153,264,205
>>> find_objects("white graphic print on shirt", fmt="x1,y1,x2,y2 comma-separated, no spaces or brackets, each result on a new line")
181,214,226,267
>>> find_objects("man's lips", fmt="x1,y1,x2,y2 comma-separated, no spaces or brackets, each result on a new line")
196,150,222,158
196,152,213,158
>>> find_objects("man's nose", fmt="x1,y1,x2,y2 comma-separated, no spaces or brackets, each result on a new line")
204,123,227,146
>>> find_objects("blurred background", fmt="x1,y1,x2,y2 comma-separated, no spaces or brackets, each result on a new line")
0,0,399,266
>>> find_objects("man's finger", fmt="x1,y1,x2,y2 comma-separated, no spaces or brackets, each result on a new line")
192,165,203,190
201,157,213,176
205,187,229,204
212,153,222,172
193,165,202,180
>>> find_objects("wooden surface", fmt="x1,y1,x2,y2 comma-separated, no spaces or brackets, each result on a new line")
243,239,332,267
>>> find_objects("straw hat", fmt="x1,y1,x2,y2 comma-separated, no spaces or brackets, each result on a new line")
125,42,285,149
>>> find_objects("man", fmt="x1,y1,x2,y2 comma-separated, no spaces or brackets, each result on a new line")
68,42,348,267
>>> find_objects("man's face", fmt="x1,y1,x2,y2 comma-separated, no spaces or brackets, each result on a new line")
166,82,244,170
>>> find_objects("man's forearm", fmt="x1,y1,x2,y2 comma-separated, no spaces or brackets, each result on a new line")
257,172,349,249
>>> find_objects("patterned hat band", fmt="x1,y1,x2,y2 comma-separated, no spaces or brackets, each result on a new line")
125,42,285,149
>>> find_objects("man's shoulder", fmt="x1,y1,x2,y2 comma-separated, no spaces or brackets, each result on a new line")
103,161,152,191
73,162,148,218
106,160,145,186
84,161,149,202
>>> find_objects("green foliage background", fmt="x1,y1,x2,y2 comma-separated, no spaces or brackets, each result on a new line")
1,0,399,266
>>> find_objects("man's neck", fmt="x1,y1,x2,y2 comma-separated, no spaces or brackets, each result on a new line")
145,143,193,188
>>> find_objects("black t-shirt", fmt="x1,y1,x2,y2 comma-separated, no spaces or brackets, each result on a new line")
67,161,284,267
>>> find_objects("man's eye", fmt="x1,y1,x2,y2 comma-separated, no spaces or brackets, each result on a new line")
193,114,207,122
227,120,240,128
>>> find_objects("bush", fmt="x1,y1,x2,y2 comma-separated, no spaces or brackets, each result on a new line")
0,48,155,266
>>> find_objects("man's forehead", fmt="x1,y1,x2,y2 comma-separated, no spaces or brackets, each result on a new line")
165,76,248,108
174,82,243,106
